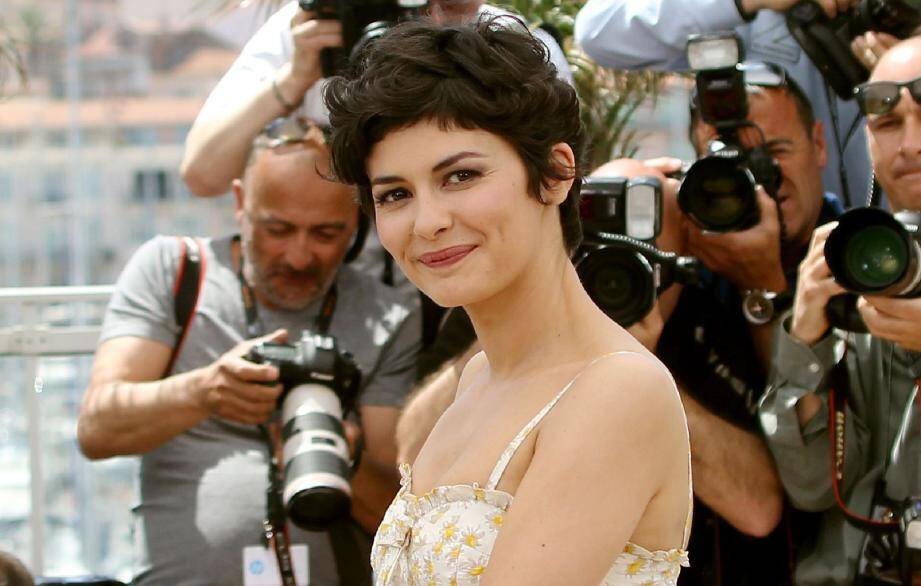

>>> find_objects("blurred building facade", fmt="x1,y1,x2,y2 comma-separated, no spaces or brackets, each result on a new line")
0,2,241,579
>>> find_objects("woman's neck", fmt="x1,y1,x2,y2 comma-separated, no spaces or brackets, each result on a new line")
465,250,596,379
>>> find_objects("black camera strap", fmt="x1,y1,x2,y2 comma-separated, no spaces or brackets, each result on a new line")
260,423,299,586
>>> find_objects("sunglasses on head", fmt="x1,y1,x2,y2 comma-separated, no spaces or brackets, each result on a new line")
855,76,921,116
258,116,331,150
739,61,787,88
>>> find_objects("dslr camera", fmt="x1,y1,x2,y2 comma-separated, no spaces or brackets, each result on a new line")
574,176,698,327
787,0,921,99
823,207,921,331
678,34,782,233
246,332,361,530
299,0,429,77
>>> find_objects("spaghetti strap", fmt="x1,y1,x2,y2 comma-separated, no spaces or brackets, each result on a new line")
485,351,646,491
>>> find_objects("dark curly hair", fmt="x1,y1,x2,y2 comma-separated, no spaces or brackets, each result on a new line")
323,16,586,252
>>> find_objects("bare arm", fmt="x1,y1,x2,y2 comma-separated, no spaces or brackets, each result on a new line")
482,354,688,585
395,344,480,464
77,332,284,459
681,386,784,537
180,12,341,196
350,405,402,532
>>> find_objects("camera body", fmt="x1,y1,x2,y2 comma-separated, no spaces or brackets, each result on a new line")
787,0,921,99
299,0,429,77
574,176,698,327
246,333,361,530
679,34,781,232
824,207,921,332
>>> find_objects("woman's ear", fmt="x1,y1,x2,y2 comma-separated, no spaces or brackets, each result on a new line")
542,142,577,206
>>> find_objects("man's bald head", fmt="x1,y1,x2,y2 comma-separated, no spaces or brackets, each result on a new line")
865,35,921,211
871,36,921,84
232,140,359,310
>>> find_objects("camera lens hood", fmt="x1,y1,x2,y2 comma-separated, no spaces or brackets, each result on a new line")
825,207,921,296
678,156,759,232
576,242,657,327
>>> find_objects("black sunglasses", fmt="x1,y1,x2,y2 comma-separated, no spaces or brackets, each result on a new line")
855,76,921,116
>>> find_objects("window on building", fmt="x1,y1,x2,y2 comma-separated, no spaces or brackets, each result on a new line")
132,169,173,201
0,172,13,202
0,132,26,149
46,130,68,147
43,170,67,203
118,127,156,146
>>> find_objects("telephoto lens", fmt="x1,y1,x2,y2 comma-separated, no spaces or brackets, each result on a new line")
576,235,699,327
678,142,780,233
246,334,361,530
678,156,760,232
824,207,921,297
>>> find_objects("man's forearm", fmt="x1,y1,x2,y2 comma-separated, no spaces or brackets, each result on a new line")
77,369,209,459
350,457,401,533
181,65,309,197
682,388,785,537
575,0,745,70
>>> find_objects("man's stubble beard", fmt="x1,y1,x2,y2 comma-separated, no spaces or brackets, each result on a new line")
241,241,329,312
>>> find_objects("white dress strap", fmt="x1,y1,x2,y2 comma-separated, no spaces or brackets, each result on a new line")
485,351,644,491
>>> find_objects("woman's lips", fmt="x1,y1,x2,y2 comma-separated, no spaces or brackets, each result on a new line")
418,245,477,268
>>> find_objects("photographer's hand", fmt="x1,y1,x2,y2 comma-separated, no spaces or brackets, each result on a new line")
740,0,857,19
858,296,921,351
684,186,788,293
790,222,847,346
192,329,288,425
275,10,343,106
851,32,899,72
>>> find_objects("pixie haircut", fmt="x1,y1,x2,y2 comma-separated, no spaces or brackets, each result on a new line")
323,17,586,252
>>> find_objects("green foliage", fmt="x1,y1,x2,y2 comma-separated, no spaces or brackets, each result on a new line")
0,21,26,96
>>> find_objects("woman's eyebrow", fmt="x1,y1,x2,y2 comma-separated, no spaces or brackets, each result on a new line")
432,151,485,172
371,151,486,186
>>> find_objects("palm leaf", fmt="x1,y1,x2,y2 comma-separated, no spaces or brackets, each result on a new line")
0,21,26,96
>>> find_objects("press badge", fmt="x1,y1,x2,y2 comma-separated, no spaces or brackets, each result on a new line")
243,544,309,586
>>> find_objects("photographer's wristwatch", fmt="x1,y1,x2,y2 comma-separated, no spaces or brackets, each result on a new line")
742,289,786,325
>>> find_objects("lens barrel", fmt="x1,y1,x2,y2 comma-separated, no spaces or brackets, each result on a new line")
576,244,656,327
280,384,353,530
825,207,921,297
678,156,759,232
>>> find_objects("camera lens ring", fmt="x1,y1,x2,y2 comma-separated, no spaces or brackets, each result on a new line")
825,207,914,295
575,245,657,327
678,156,759,232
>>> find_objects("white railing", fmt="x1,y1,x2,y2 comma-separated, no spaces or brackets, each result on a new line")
0,285,114,576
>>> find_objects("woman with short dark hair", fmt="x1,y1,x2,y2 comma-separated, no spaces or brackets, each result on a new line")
325,17,692,585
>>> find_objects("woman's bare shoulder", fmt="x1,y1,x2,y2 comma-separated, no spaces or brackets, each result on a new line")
548,350,688,449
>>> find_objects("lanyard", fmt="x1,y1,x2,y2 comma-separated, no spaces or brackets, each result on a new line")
232,235,340,586
232,235,338,338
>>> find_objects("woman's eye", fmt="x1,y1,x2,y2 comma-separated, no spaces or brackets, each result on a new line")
374,188,410,206
446,169,481,185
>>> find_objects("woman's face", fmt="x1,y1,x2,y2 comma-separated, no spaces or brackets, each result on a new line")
366,120,565,307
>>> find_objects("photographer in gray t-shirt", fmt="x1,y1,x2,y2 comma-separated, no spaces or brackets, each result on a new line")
76,126,421,586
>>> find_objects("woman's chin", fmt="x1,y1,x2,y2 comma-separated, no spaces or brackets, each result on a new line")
414,282,492,309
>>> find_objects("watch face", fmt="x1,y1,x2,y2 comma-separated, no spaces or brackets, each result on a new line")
743,290,774,325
